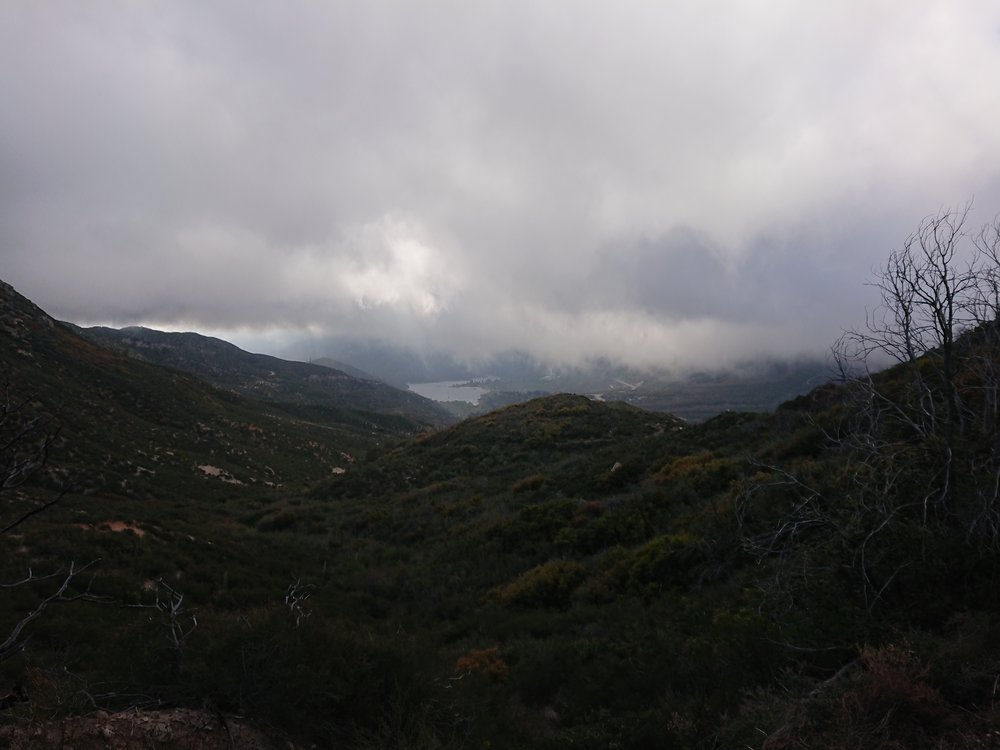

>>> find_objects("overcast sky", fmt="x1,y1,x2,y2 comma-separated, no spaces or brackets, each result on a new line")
3,2,1000,370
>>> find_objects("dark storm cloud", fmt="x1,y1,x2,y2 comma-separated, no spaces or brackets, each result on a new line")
2,1,1000,368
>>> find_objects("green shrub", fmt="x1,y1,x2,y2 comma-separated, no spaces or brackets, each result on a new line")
490,560,586,608
623,532,707,596
654,451,740,494
512,474,547,494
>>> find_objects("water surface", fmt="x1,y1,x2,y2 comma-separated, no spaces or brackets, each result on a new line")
408,380,488,404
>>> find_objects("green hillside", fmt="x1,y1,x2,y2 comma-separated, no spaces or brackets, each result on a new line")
74,324,453,429
3,266,1000,748
0,281,450,503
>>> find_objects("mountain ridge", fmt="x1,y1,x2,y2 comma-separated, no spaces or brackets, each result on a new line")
71,323,454,429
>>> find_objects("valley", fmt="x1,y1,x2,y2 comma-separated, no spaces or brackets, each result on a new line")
392,355,830,422
4,6,997,747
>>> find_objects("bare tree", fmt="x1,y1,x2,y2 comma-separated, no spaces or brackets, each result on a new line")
0,561,102,662
834,205,1000,545
735,208,1000,629
0,381,102,666
128,579,198,658
284,578,314,627
0,381,65,534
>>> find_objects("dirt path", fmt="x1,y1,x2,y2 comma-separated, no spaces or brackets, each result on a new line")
0,708,294,749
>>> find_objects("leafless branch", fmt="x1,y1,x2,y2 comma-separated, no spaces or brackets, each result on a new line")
285,578,314,627
0,560,107,662
128,578,198,655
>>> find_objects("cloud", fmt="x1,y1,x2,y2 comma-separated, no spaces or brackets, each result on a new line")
281,216,461,318
2,1,1000,369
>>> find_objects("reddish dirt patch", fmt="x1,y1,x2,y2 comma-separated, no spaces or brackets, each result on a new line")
76,521,146,538
104,521,145,537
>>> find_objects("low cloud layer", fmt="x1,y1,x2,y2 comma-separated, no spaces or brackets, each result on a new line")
3,2,1000,369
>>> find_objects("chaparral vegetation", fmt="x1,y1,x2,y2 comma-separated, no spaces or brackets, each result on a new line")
5,209,1000,748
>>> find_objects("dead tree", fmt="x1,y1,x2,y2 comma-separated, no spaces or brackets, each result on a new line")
834,205,1000,546
0,381,65,534
0,381,103,663
0,561,103,662
128,579,198,658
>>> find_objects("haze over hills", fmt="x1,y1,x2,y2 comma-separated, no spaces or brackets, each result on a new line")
309,356,382,383
303,336,831,422
55,322,833,425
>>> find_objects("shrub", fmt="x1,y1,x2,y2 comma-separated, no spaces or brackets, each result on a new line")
654,450,740,494
455,646,509,682
512,474,547,494
623,532,707,597
490,560,586,608
753,644,980,750
838,645,955,745
256,507,298,531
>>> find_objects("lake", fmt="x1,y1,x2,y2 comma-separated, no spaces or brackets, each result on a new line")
408,380,489,404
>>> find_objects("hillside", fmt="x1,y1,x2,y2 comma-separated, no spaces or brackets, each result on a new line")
3,276,1000,748
310,356,382,382
0,280,449,504
73,324,453,430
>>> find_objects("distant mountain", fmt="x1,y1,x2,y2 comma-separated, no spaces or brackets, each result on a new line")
72,325,454,430
320,336,831,421
294,337,470,387
599,359,833,421
485,358,833,421
294,336,828,421
309,356,381,382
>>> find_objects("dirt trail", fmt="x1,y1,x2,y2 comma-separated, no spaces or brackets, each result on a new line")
0,708,293,749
